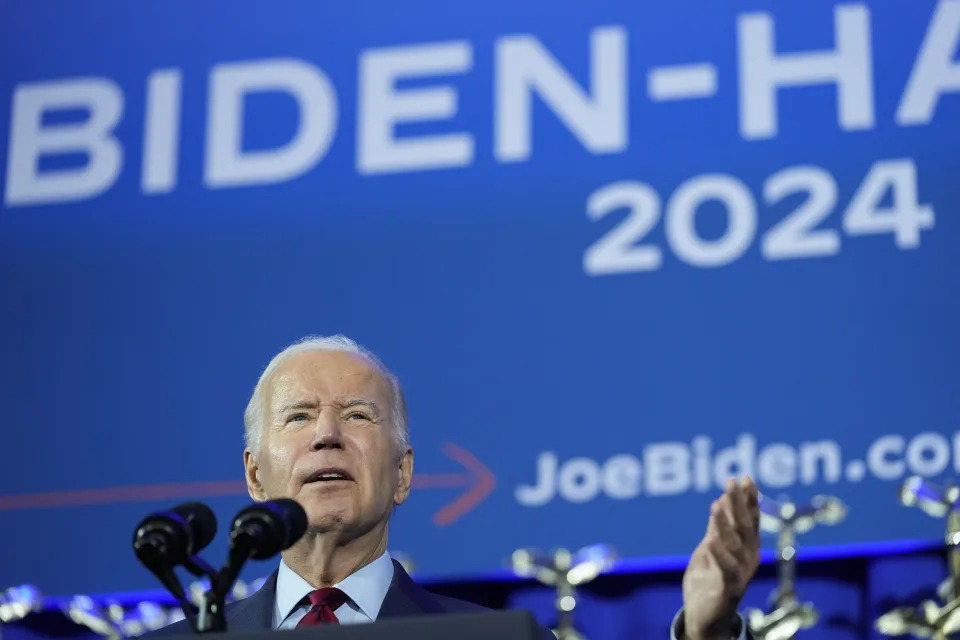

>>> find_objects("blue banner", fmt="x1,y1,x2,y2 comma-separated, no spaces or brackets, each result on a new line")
1,0,958,596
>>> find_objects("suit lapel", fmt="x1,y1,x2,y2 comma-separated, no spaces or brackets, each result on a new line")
377,560,445,619
228,570,279,631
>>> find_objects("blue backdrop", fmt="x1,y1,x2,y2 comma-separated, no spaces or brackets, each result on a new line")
0,0,958,598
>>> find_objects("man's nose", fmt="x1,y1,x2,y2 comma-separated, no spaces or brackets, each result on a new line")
310,414,343,450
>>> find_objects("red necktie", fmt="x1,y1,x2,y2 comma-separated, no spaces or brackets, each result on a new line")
296,588,348,627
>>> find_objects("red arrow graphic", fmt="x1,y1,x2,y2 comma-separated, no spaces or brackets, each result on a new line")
418,442,496,526
0,443,496,526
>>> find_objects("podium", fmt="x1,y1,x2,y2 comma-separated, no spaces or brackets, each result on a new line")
160,611,543,640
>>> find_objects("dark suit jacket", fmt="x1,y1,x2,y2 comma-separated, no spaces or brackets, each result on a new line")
148,560,555,640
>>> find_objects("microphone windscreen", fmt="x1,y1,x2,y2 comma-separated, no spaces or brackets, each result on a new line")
270,498,307,550
171,502,218,554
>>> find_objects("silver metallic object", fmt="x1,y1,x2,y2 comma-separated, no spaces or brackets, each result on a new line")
63,595,124,640
63,575,268,638
511,544,616,640
64,595,186,639
877,476,960,640
0,585,43,623
747,494,847,640
0,574,271,639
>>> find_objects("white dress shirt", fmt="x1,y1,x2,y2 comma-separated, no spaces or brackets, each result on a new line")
273,552,395,629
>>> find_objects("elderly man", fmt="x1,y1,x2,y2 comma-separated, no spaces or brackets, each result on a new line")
156,335,760,639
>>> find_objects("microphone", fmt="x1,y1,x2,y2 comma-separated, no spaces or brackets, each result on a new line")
228,498,308,560
129,499,305,634
212,498,307,622
133,502,218,571
133,502,217,631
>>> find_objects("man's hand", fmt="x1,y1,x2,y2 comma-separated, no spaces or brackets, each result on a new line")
681,476,760,640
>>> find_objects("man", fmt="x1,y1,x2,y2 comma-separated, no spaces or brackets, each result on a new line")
155,335,760,639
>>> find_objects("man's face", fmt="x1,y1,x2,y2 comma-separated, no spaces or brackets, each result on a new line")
244,350,413,536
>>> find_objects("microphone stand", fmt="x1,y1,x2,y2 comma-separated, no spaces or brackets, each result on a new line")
182,556,226,633
157,568,199,631
182,538,257,633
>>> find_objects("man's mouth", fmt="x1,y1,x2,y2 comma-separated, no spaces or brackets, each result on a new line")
304,468,355,484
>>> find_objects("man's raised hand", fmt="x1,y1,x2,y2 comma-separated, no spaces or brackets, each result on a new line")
681,476,761,640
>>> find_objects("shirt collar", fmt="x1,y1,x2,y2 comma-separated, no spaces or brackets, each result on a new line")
275,551,394,624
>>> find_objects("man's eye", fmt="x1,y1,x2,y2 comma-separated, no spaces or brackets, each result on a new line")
288,413,309,423
347,412,370,421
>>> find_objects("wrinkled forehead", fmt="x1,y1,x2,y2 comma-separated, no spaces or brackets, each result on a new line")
266,350,393,409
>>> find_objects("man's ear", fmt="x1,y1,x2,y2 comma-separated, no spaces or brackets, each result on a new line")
394,447,414,506
243,448,267,501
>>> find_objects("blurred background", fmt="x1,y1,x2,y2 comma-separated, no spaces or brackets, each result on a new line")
1,0,958,638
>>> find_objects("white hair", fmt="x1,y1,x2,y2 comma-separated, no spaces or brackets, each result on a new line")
243,335,409,457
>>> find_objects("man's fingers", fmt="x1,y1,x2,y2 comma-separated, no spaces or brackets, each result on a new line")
691,478,762,601
705,530,744,585
728,478,756,546
710,496,747,563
